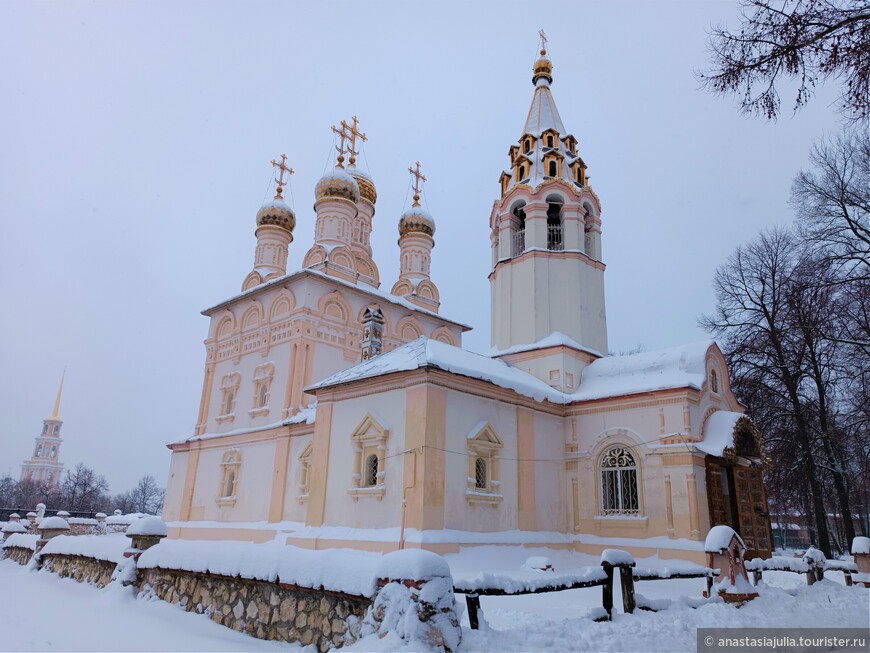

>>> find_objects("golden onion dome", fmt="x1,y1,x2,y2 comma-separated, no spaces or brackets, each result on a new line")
399,205,435,238
532,50,553,85
347,166,377,205
315,167,360,203
256,196,295,232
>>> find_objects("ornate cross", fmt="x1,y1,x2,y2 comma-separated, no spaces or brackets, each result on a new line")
270,154,294,199
538,29,548,55
408,161,426,206
344,115,367,166
331,122,350,168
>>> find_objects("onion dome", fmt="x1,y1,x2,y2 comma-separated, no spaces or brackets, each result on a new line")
532,49,553,85
347,166,377,205
256,195,295,232
399,204,435,237
315,167,360,203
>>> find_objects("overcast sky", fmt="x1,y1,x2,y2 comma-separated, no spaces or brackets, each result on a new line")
0,1,842,494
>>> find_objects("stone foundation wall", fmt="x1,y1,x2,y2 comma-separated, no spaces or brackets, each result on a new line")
139,568,371,652
39,554,118,587
1,546,34,565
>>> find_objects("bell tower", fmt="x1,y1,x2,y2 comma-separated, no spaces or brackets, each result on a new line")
489,34,607,388
20,371,66,487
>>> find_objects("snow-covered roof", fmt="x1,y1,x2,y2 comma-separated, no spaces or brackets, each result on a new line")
490,331,603,359
306,337,564,403
573,340,713,401
307,337,718,406
39,516,69,530
704,525,745,553
170,405,316,445
695,410,743,457
523,77,567,137
852,536,870,555
202,268,471,331
504,73,584,195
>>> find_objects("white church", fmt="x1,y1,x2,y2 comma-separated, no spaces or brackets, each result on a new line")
161,41,772,564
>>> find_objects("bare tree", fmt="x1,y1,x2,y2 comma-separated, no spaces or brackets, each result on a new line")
701,227,834,554
125,475,164,515
701,1,870,121
58,463,110,512
792,128,870,283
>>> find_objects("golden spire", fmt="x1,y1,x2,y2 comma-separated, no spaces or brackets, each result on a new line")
408,161,426,207
344,115,368,167
270,153,294,200
48,369,65,421
330,122,350,168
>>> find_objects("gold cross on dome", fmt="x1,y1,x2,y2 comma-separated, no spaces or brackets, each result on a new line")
408,161,426,206
330,122,351,168
344,115,368,166
538,29,548,55
270,154,294,199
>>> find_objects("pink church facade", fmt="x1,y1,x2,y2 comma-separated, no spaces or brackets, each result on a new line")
163,45,771,564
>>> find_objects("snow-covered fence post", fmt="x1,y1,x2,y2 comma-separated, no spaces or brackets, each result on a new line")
25,512,37,529
124,516,167,562
802,547,826,585
1,515,28,542
34,516,70,564
851,536,870,588
364,549,462,652
94,512,107,534
600,561,615,619
601,549,636,614
465,593,481,630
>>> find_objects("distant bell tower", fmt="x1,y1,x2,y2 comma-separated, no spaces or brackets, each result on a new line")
489,33,607,362
21,371,66,487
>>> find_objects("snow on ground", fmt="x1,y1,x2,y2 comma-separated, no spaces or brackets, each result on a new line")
0,560,297,652
1,544,867,652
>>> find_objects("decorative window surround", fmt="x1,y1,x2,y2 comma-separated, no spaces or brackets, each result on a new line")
297,443,312,503
252,362,275,412
218,372,241,421
466,422,504,505
347,413,388,501
217,449,241,506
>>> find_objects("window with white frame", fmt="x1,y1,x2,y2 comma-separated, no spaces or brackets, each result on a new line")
348,414,388,500
599,446,639,515
218,372,241,419
217,449,241,505
466,422,503,503
250,362,275,414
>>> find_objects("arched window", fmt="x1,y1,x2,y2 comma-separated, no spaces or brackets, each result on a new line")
546,197,563,251
523,138,531,154
710,369,719,394
600,446,639,515
546,135,554,147
548,160,557,177
219,373,241,420
365,454,379,487
475,457,487,489
518,164,526,180
223,470,236,497
35,445,42,457
511,201,527,257
50,445,56,458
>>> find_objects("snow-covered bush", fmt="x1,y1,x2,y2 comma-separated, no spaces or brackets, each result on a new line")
362,549,461,652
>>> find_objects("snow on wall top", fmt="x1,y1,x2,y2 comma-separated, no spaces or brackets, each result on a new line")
852,536,870,555
600,549,635,566
695,411,744,457
307,337,718,407
375,549,452,582
1,533,38,550
137,539,382,597
172,405,316,445
39,534,130,563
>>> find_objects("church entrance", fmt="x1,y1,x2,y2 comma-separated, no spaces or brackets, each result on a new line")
704,416,773,559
